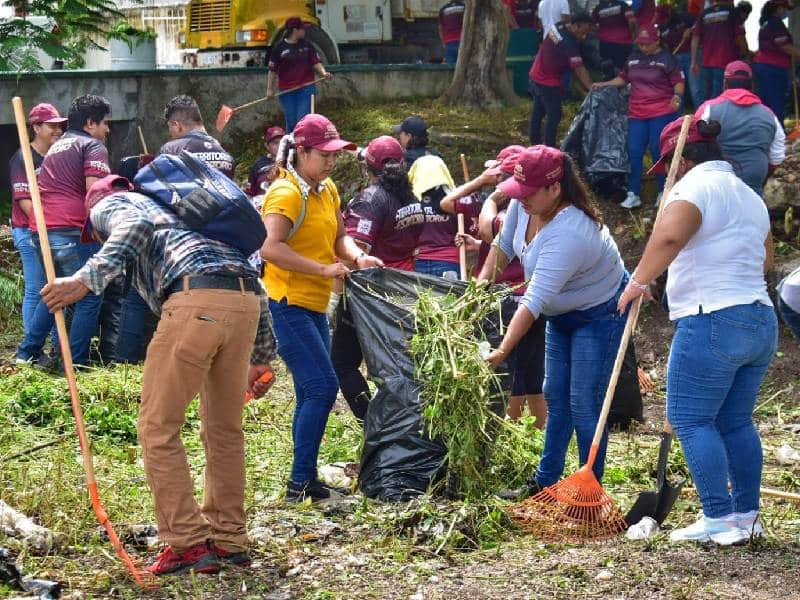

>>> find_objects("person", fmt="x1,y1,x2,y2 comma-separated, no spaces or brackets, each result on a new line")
696,60,785,195
618,116,777,545
438,0,466,64
261,114,384,502
594,25,685,208
16,94,111,368
753,0,800,127
331,136,425,421
480,146,628,497
528,13,595,147
633,0,658,30
267,17,333,132
39,174,277,575
593,0,636,71
734,0,753,23
538,0,571,34
778,266,800,341
158,95,235,179
691,0,748,103
9,103,66,348
515,0,540,29
658,1,697,107
393,116,437,169
246,125,285,197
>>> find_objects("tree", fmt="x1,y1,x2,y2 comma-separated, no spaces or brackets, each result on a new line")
440,0,518,108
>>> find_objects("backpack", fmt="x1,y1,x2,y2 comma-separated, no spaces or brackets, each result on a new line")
133,151,266,256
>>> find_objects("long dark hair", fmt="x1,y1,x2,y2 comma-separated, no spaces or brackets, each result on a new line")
759,0,781,25
369,160,417,206
560,154,603,227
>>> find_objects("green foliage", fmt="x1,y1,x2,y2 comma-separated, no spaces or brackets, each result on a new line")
108,18,157,52
0,272,23,325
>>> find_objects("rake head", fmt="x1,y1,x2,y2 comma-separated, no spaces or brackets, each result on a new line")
215,105,234,132
507,466,627,543
788,126,800,142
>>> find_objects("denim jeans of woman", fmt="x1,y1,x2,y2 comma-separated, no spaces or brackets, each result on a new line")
627,113,675,196
11,227,46,336
534,281,628,486
269,298,339,484
415,259,459,278
701,66,724,103
667,302,777,518
754,63,789,127
277,84,317,133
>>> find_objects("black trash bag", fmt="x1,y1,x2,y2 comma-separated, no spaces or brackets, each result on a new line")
346,268,516,502
608,341,645,430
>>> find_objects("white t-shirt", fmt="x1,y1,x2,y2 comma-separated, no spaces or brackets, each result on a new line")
539,0,571,34
779,266,800,313
665,161,772,320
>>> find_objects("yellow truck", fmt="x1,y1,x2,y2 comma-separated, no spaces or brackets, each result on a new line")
179,0,449,67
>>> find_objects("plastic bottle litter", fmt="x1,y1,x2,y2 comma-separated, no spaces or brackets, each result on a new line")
477,341,492,359
625,516,660,540
775,443,800,465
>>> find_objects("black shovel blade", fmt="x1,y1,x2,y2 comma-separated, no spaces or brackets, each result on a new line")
654,477,686,525
625,430,685,527
625,489,660,527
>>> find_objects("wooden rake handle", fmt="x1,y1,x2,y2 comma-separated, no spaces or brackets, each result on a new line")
457,153,469,281
236,76,327,114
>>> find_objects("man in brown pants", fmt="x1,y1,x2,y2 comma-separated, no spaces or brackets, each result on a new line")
41,175,277,576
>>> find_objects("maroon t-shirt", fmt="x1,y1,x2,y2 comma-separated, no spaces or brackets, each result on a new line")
158,130,235,179
439,1,466,44
418,186,458,263
635,0,657,29
9,147,44,229
659,8,695,55
754,17,793,69
344,183,425,271
33,129,110,231
621,47,684,118
593,0,634,45
530,23,584,87
246,155,274,197
693,4,744,68
268,39,320,91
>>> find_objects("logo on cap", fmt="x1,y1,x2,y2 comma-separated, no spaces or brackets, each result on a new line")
514,163,526,182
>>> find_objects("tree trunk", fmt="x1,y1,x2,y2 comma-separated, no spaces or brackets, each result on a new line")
440,0,518,108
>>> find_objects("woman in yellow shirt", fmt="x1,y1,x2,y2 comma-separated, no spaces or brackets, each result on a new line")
261,114,383,503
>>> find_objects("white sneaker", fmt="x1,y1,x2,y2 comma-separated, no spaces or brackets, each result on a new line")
620,192,642,209
669,514,748,546
732,510,764,538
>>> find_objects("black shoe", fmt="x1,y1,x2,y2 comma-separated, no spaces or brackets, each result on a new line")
210,542,251,567
286,479,342,503
498,476,543,501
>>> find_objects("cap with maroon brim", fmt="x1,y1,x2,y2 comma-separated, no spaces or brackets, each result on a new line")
28,103,67,125
497,145,565,198
647,115,714,175
81,175,133,243
486,153,521,177
484,144,526,169
293,113,356,152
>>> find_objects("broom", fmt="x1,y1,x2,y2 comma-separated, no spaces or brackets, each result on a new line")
11,96,158,588
508,115,693,542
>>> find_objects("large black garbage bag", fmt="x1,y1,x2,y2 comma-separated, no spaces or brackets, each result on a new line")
608,342,644,430
346,268,516,501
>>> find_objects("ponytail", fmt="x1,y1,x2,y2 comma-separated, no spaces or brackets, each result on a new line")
560,154,603,227
368,160,417,206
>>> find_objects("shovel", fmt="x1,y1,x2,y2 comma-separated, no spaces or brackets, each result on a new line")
625,422,685,526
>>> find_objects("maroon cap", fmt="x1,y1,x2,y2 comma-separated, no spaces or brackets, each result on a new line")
648,116,717,175
364,135,404,171
28,103,67,125
635,25,659,45
264,125,285,142
293,114,356,152
285,16,311,30
497,146,564,198
486,153,522,177
81,175,133,243
484,144,526,169
723,60,752,80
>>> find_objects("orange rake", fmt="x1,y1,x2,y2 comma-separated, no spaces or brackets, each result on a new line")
12,97,158,589
789,56,800,142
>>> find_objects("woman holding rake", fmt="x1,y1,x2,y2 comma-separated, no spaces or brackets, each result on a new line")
618,116,777,545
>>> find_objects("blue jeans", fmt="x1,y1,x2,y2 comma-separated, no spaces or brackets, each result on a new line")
444,41,460,65
675,53,692,110
627,113,675,196
278,84,317,132
535,280,628,486
777,295,800,342
17,229,103,366
415,259,459,278
11,227,46,336
667,302,777,518
269,298,339,484
701,66,724,102
754,62,790,128
688,50,704,108
116,286,152,362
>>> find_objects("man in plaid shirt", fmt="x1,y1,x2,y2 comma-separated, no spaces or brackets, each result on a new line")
41,175,276,576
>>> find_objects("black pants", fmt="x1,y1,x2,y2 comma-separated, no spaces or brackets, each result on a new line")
599,40,632,72
330,303,371,421
529,82,563,147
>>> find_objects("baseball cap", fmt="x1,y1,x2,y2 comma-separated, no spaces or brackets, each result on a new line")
484,144,526,169
28,103,67,125
264,125,285,142
486,153,522,177
723,60,752,80
364,135,404,171
392,116,428,137
81,175,133,243
293,114,356,152
285,16,311,30
497,146,564,198
648,116,718,175
635,26,659,45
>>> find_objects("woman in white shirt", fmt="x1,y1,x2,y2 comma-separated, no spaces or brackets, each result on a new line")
619,116,777,546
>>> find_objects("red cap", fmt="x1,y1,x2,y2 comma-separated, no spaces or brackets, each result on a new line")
723,60,752,80
28,103,67,125
635,25,659,45
364,135,404,171
81,175,133,243
497,146,564,198
486,153,522,177
484,144,526,169
648,116,717,175
264,125,285,142
285,16,311,30
293,114,356,152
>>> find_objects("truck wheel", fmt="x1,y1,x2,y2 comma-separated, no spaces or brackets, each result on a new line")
306,26,340,65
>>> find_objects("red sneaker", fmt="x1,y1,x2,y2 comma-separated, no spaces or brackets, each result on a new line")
211,542,252,567
147,542,221,576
